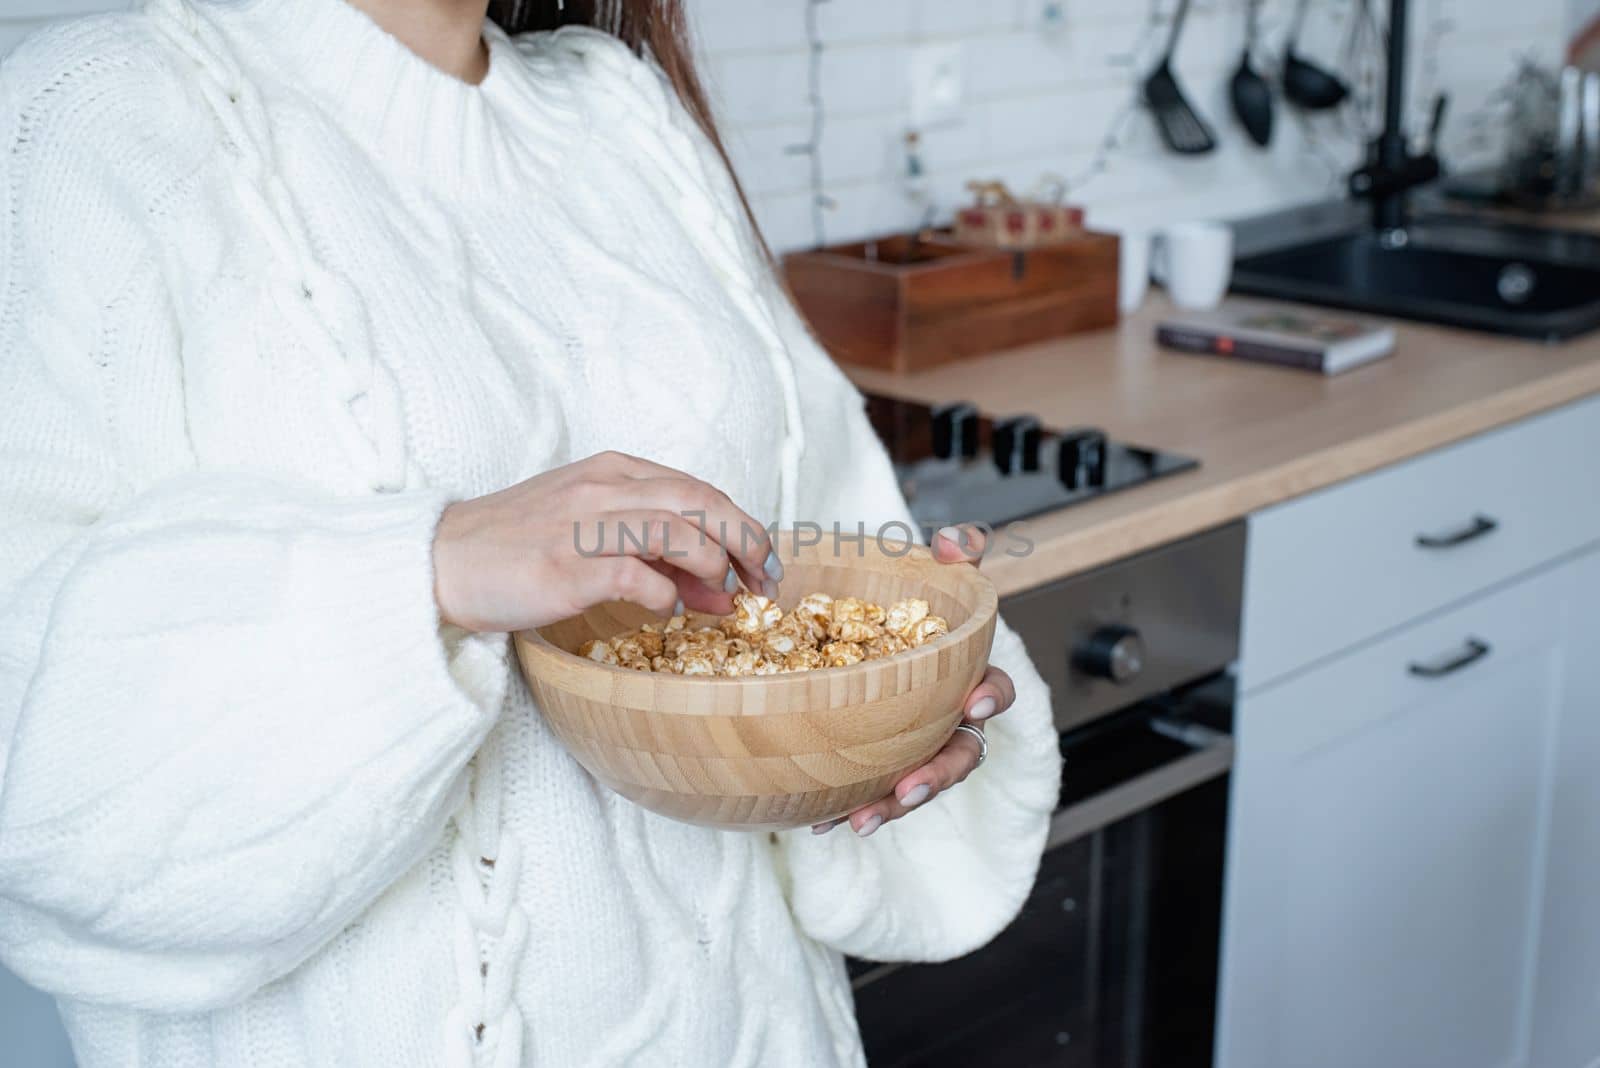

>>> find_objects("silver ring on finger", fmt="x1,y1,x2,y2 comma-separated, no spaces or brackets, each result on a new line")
952,723,987,768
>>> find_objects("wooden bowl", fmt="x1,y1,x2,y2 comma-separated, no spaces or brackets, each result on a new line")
513,535,998,829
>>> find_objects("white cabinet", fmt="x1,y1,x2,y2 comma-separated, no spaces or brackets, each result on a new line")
1218,562,1571,1068
1220,394,1600,1068
1527,550,1600,1068
1239,391,1600,692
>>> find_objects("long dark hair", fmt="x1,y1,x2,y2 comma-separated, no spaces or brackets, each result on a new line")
487,1,766,254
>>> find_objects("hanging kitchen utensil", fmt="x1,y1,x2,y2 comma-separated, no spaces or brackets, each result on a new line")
1336,0,1387,140
1142,0,1217,155
1283,0,1350,111
1230,0,1274,146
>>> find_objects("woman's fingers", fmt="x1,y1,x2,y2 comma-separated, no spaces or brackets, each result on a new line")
646,561,738,616
565,453,778,597
964,667,1015,722
602,477,777,596
435,452,779,634
575,556,681,618
586,510,732,589
571,449,688,484
814,727,985,837
932,524,988,567
888,729,983,812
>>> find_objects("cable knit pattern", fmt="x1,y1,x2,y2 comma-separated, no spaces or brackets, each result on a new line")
0,3,1061,1066
149,0,417,495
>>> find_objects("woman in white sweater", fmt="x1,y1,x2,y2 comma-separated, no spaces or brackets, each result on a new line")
0,1,1062,1065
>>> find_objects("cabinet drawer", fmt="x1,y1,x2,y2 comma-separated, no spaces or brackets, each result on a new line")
1238,556,1565,761
1218,562,1572,1068
1240,392,1600,691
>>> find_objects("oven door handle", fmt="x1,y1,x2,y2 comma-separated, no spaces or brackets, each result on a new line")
1046,717,1234,850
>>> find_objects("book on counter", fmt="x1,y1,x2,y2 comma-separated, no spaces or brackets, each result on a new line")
1156,303,1397,375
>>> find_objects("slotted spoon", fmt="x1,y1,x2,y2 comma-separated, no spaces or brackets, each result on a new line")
1143,0,1217,155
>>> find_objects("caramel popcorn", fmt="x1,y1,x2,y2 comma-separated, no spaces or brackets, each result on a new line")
884,598,929,637
577,590,952,676
821,641,865,667
794,592,833,623
863,632,910,660
830,618,880,644
829,597,867,626
905,616,949,646
730,593,783,635
761,631,800,659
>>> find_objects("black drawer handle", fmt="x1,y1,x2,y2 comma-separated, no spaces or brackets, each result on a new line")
1416,515,1498,549
1408,638,1491,679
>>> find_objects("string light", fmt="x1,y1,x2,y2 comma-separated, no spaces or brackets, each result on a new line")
1061,0,1166,194
784,0,834,248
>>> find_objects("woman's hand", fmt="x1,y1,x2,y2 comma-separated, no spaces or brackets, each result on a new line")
814,525,1016,838
431,451,780,633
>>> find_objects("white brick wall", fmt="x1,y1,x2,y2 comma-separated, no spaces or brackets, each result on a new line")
0,2,1571,250
696,0,1571,250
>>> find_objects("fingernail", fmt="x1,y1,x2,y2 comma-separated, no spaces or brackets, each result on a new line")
937,526,964,551
762,579,780,601
812,817,846,835
899,783,931,808
724,566,739,593
671,598,684,618
969,696,998,721
763,549,785,582
856,815,883,838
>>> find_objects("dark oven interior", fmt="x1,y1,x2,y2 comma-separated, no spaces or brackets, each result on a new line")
850,677,1233,1068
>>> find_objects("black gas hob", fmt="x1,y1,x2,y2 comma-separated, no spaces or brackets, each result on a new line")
864,393,1199,531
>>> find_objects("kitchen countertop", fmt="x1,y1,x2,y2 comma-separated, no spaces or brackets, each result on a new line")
844,290,1600,597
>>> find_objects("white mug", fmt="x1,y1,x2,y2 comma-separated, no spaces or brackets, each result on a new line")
1117,231,1152,315
1151,221,1234,310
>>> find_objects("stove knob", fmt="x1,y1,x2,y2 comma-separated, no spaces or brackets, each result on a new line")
1082,431,1108,488
931,402,980,461
1056,429,1109,490
1020,422,1043,472
993,416,1042,475
1073,624,1145,684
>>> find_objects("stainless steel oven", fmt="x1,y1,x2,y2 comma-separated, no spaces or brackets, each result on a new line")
850,523,1246,1068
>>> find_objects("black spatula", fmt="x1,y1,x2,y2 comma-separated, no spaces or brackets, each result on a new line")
1143,0,1217,155
1231,0,1274,146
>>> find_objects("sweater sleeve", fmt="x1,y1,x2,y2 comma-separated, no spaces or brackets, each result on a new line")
767,276,1063,963
0,49,506,1014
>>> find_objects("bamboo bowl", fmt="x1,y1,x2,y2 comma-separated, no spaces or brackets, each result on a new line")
513,536,998,830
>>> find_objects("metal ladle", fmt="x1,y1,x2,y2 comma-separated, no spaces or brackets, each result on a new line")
1283,0,1351,110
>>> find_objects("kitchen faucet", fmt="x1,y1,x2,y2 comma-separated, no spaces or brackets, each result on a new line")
1347,0,1446,237
1231,0,1600,339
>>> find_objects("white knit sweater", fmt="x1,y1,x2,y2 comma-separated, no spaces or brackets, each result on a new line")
0,2,1062,1065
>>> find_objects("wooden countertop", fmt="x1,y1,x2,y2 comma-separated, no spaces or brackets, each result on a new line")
845,293,1600,597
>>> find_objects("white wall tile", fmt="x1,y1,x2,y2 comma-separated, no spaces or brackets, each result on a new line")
815,0,914,45
703,49,813,123
912,0,1021,40
701,0,1572,250
689,0,808,54
819,41,911,116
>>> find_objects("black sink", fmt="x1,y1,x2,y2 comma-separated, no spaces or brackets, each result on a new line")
1231,219,1600,341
